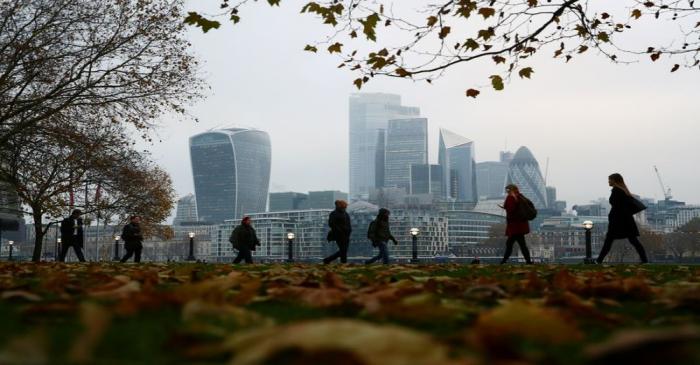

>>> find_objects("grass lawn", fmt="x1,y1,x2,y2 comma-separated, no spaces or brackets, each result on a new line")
0,263,699,364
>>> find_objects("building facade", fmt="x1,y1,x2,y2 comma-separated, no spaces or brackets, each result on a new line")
476,161,509,200
173,194,198,225
302,191,348,210
507,146,548,209
410,164,443,199
438,128,477,202
441,210,505,256
349,93,420,201
383,118,428,192
269,192,309,212
189,128,271,223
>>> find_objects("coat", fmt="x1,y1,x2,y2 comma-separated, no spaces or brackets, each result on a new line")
230,225,260,251
504,194,530,236
60,217,84,248
121,223,143,250
327,208,352,242
607,186,640,239
368,219,395,243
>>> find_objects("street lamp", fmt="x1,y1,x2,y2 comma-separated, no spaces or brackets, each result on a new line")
187,232,196,261
8,240,14,261
582,220,594,264
410,228,420,263
56,238,62,261
286,232,295,263
113,235,121,261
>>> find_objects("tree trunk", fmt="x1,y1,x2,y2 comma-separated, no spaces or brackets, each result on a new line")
32,210,44,262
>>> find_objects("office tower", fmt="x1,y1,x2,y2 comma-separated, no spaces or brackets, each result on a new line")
173,194,198,225
476,161,509,200
438,128,477,202
349,93,420,201
410,164,444,199
384,118,428,192
546,186,557,209
189,128,271,223
269,192,309,212
507,146,548,209
303,191,348,210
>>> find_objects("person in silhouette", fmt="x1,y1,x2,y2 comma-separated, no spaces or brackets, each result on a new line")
58,209,86,262
120,215,143,263
323,200,352,264
500,184,533,264
596,173,648,264
230,216,260,264
365,208,397,265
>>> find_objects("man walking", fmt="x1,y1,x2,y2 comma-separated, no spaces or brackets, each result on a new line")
120,216,143,263
230,216,260,264
58,209,86,262
323,200,352,264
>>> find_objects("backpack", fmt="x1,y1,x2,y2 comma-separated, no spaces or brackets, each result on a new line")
367,220,378,243
517,195,538,221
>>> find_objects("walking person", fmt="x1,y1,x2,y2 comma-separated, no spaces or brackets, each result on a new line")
323,200,352,264
596,173,648,264
500,184,534,264
120,215,143,263
58,209,86,262
365,208,398,265
230,216,260,264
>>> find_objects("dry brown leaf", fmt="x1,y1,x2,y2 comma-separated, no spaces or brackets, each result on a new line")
1,290,42,302
68,303,112,364
224,319,467,365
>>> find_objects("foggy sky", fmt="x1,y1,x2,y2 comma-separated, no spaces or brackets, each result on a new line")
146,1,700,220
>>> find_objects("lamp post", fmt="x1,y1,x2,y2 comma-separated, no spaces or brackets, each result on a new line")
286,232,295,263
56,238,62,261
583,220,594,264
187,232,196,261
113,235,121,261
8,240,14,261
410,228,420,263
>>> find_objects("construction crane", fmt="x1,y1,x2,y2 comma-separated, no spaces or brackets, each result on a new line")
653,165,672,201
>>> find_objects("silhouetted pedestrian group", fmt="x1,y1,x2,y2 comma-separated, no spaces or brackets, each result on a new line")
56,173,648,265
226,172,649,265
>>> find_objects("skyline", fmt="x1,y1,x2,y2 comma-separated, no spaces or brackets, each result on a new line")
143,1,700,216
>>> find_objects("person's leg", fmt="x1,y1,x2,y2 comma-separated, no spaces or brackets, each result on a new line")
323,250,340,264
628,236,649,263
366,246,380,264
244,249,253,264
58,243,70,262
120,248,134,263
73,246,86,262
134,245,142,263
233,250,243,264
501,236,516,264
516,235,532,264
380,242,390,265
339,239,349,263
596,234,615,264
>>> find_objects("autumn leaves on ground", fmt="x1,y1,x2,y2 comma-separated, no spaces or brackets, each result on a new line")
0,264,699,365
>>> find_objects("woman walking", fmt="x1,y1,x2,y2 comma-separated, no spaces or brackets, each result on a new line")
365,208,398,265
596,173,648,264
500,184,533,264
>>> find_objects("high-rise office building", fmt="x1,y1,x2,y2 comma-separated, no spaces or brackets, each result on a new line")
269,192,309,212
476,161,509,200
173,194,198,225
349,93,420,201
189,128,271,223
303,191,348,210
410,164,444,199
384,118,428,192
507,146,548,209
438,128,477,202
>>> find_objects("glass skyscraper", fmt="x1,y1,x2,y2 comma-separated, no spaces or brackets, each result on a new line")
384,118,428,192
172,194,198,225
189,128,271,223
348,93,420,201
438,128,477,202
507,146,548,209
